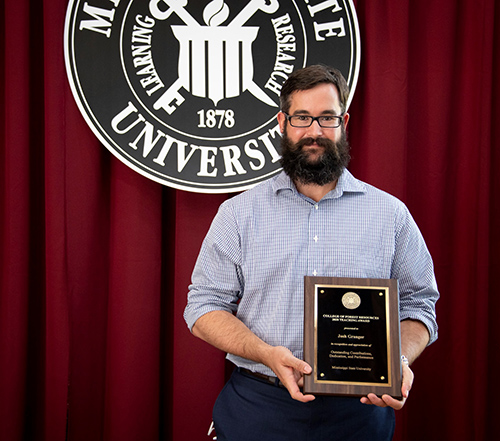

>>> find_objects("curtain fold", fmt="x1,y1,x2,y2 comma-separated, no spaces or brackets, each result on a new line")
1,0,498,440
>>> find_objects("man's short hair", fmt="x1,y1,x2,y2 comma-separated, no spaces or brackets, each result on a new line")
279,65,350,114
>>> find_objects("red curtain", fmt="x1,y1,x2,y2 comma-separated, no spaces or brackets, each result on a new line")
1,0,498,440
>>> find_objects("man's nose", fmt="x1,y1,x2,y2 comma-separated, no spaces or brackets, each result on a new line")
306,119,324,137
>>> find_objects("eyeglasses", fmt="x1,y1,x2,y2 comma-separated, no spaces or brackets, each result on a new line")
283,113,344,128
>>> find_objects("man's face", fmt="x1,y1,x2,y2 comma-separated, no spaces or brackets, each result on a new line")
277,83,351,185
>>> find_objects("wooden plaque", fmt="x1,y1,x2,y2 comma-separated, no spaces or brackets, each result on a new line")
303,276,402,398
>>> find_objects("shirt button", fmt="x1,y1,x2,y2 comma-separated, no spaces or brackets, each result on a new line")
315,204,319,210
313,270,318,276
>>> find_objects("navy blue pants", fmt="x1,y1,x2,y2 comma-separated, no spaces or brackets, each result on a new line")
213,369,395,441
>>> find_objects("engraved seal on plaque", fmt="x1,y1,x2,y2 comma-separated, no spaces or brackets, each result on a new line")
341,291,361,309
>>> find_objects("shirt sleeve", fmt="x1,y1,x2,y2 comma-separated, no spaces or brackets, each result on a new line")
392,203,439,344
184,201,244,331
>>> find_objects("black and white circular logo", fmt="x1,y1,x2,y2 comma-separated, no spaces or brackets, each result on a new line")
64,0,360,193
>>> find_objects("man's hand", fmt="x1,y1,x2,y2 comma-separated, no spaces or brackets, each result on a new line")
264,346,316,403
360,319,429,410
193,312,316,403
360,362,413,410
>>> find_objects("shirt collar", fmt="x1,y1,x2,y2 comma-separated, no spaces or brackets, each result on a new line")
272,169,366,199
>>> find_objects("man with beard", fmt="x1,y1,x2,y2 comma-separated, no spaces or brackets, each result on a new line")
184,65,438,441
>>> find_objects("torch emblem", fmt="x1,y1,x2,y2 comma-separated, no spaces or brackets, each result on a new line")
152,0,280,114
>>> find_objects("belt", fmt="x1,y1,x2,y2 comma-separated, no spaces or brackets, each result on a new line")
238,367,284,387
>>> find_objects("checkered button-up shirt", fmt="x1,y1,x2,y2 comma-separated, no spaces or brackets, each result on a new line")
184,170,439,376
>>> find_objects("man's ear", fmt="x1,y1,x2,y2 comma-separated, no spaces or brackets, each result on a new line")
277,111,286,134
343,113,350,128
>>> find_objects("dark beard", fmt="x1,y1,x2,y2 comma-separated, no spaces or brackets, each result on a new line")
279,128,351,186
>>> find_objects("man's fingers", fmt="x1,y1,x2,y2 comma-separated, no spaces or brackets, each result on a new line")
361,393,386,407
286,381,316,403
290,391,316,403
294,359,312,375
270,348,315,402
361,393,406,410
282,351,311,375
276,370,314,403
401,364,413,398
361,362,414,409
381,394,405,410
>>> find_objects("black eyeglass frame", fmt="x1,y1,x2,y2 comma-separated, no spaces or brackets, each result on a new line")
282,113,345,128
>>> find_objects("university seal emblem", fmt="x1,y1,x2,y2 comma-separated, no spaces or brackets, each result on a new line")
64,0,360,193
342,292,361,310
